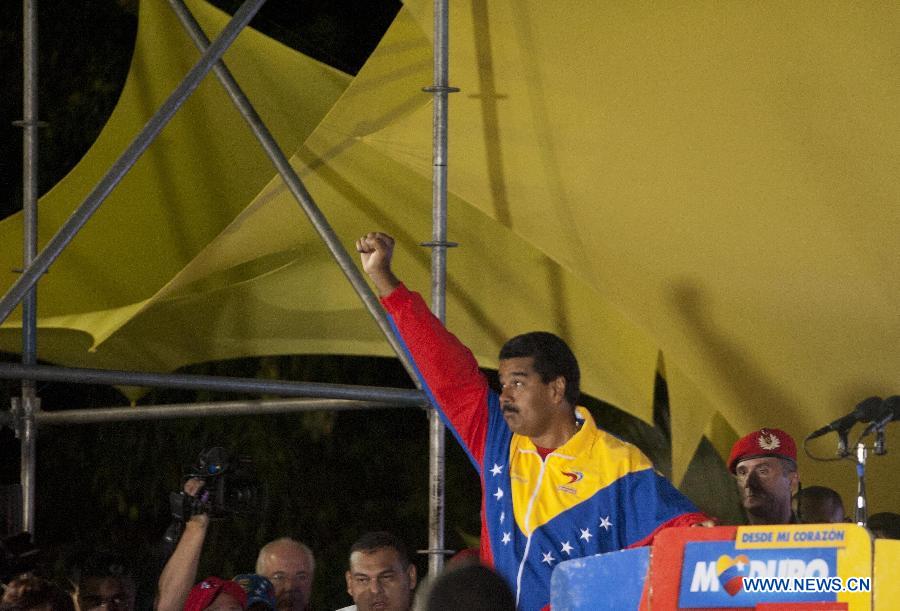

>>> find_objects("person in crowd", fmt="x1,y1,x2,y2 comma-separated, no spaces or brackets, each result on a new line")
0,573,76,611
184,576,247,611
156,480,315,611
867,512,900,539
338,531,416,611
356,231,710,610
795,485,846,524
255,539,314,610
76,551,137,611
728,428,799,525
232,574,276,611
422,563,514,611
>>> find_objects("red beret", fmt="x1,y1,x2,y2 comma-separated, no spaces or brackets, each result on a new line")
184,576,247,611
727,428,797,473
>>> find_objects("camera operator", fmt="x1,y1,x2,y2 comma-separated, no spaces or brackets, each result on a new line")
155,478,315,611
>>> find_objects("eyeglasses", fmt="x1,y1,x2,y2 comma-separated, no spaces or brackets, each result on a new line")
79,594,129,610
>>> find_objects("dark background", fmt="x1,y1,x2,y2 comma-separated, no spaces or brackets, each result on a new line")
0,1,741,608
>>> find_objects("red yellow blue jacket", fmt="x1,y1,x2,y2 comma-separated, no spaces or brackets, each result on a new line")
382,284,707,610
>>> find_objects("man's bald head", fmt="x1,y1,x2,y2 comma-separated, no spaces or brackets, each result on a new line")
256,538,315,610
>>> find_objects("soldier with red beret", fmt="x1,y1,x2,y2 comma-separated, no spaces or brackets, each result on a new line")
728,428,799,525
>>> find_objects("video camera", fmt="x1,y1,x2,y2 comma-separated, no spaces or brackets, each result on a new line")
169,447,263,522
163,447,265,552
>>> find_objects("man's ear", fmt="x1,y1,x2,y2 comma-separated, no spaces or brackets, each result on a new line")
407,564,417,589
550,376,566,405
345,570,353,596
789,473,800,497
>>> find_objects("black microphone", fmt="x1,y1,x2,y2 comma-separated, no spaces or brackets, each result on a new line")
806,396,884,440
860,395,900,437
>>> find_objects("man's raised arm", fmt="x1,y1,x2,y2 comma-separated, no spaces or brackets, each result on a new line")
155,480,207,611
356,231,492,466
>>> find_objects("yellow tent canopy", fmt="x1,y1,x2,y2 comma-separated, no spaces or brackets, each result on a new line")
1,0,898,512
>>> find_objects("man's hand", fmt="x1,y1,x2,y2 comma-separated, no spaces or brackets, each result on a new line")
183,477,209,527
356,231,400,297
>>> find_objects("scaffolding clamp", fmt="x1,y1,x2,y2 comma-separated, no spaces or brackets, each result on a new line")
9,395,40,440
419,241,459,249
422,86,460,94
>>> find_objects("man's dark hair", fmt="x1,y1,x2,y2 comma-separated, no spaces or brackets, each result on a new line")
426,564,515,611
499,332,580,406
348,531,409,567
796,485,844,523
78,550,133,580
796,485,841,505
867,512,900,539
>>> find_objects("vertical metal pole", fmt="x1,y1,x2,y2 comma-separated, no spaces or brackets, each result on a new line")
424,0,458,577
854,442,868,526
20,0,40,537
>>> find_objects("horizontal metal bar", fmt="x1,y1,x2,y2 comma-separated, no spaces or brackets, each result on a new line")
0,362,427,405
29,397,411,425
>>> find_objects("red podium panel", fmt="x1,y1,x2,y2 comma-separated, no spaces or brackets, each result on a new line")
638,524,872,610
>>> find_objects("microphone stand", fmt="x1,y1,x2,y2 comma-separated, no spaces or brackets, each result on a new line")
806,398,894,528
853,441,868,527
853,424,890,527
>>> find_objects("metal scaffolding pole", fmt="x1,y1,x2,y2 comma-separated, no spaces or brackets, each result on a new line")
0,362,426,406
421,0,458,575
166,0,425,390
0,0,267,326
16,0,40,537
0,398,407,427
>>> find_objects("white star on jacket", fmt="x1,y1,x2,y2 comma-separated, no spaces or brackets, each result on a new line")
599,515,612,531
542,551,555,565
579,528,593,542
560,541,574,555
490,463,504,476
493,487,504,500
502,532,511,545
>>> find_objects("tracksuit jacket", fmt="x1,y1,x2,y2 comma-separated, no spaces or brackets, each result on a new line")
382,284,706,610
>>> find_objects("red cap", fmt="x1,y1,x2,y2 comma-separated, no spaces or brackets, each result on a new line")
727,428,797,473
184,576,247,611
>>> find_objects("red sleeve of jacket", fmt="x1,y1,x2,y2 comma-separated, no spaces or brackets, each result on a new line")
381,283,491,466
625,511,715,548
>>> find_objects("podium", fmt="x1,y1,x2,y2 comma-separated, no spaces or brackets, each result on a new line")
551,524,899,611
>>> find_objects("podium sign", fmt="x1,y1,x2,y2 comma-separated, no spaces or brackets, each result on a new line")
551,524,877,610
645,524,872,610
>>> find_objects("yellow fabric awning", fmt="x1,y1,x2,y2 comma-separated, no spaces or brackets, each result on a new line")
1,0,897,512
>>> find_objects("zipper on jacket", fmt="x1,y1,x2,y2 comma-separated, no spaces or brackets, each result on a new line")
514,450,547,607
